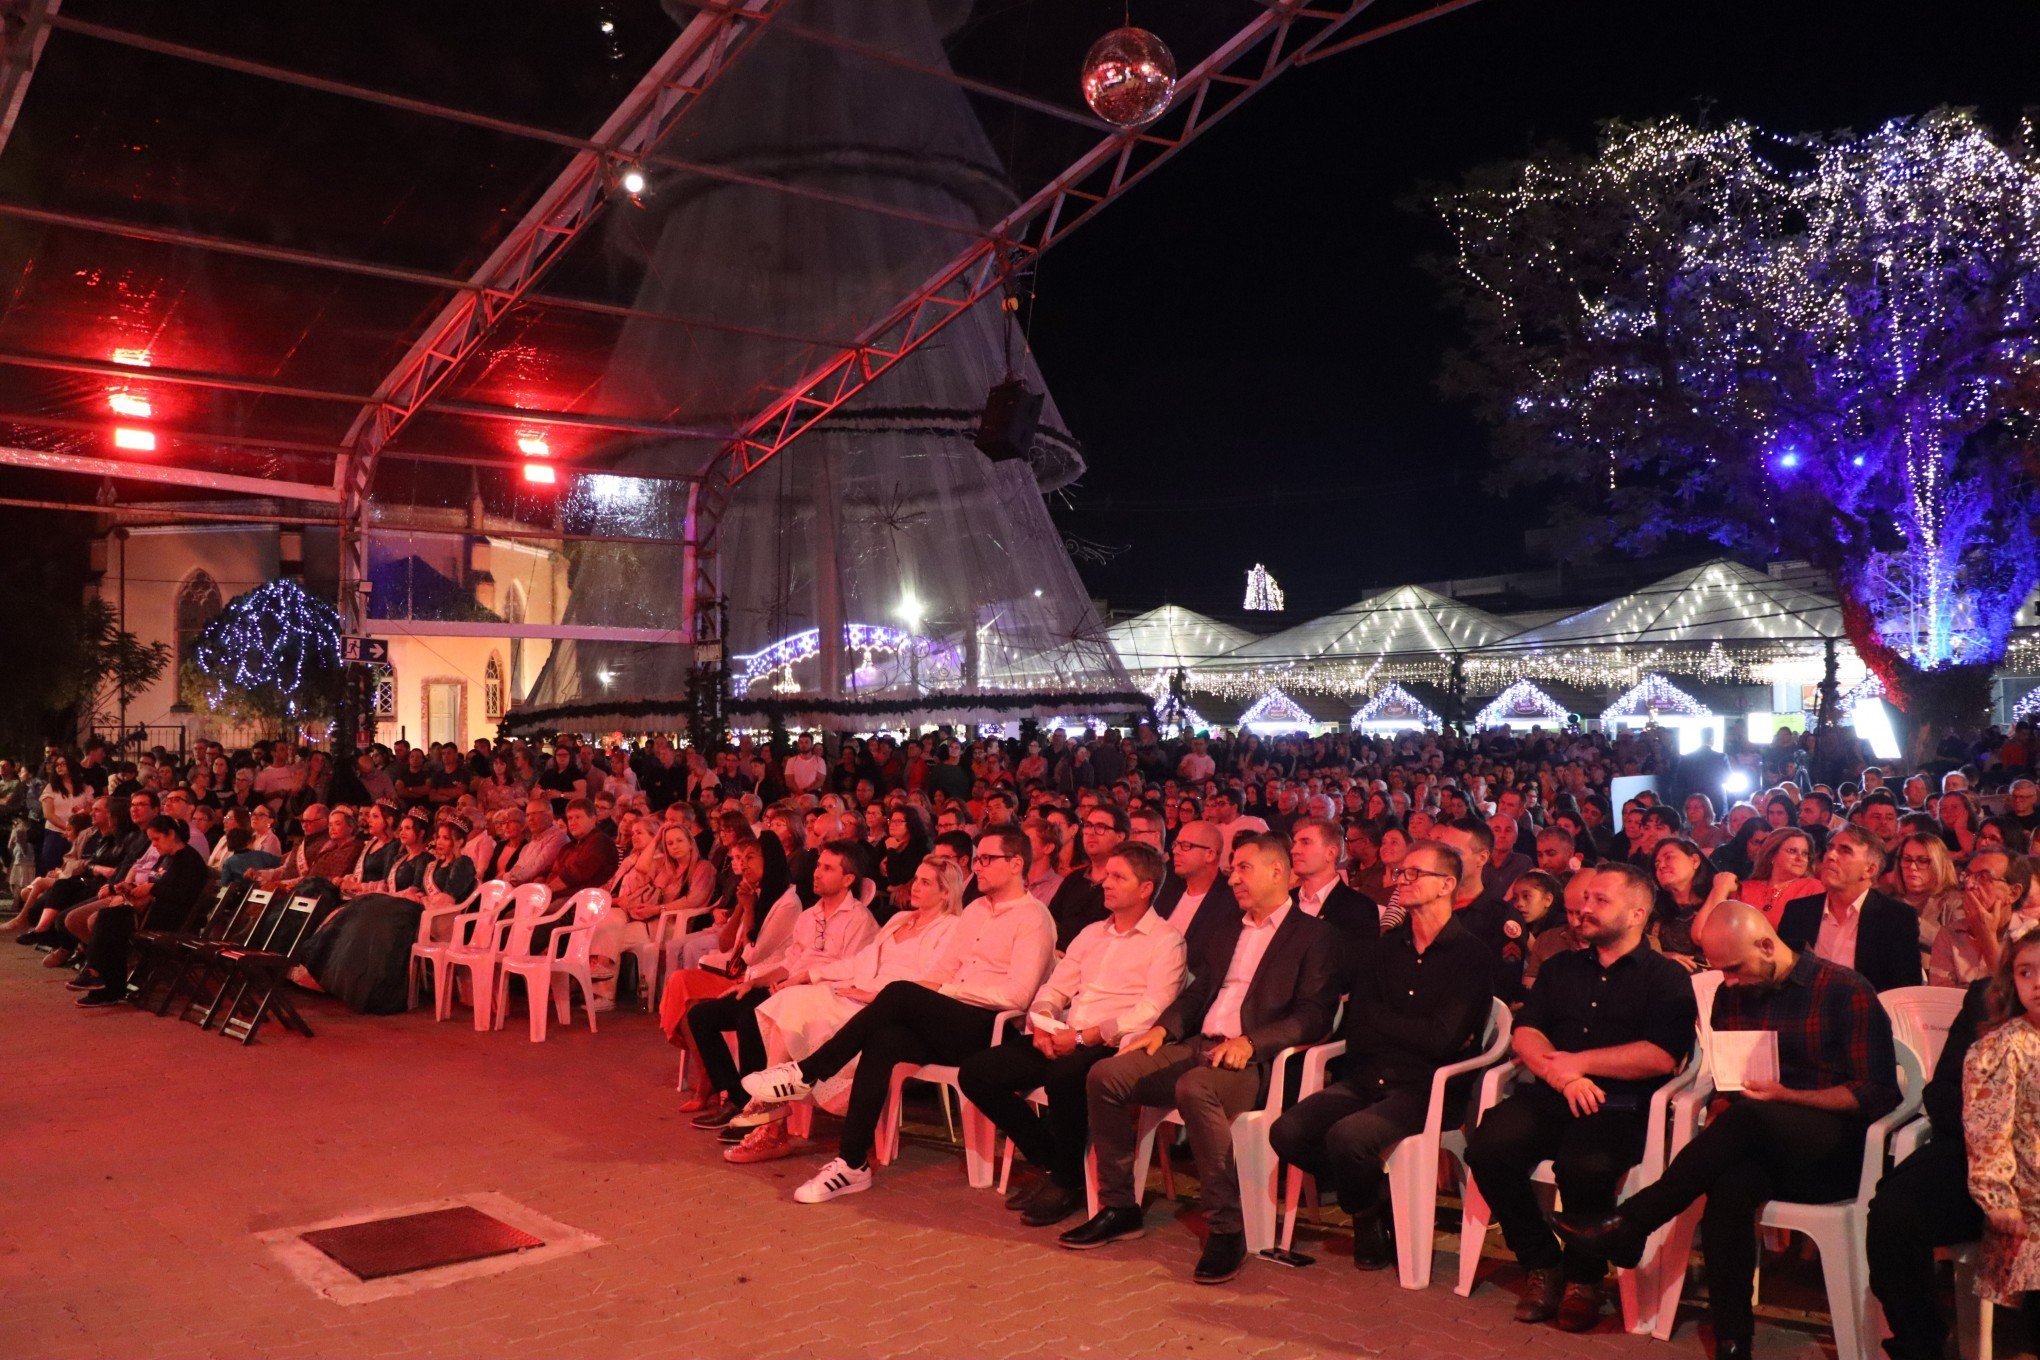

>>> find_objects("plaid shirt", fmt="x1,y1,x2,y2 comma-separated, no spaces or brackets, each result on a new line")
1711,951,1899,1121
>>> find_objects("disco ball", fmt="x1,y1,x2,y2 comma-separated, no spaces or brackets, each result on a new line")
1080,26,1176,129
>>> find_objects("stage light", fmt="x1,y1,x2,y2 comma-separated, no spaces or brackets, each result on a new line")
516,434,550,457
110,348,151,367
620,168,646,196
600,19,615,33
522,461,557,485
108,392,151,418
1724,769,1753,795
113,427,156,452
1032,588,1044,598
896,594,925,630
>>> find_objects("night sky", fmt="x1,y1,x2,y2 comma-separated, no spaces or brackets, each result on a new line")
1030,0,2040,621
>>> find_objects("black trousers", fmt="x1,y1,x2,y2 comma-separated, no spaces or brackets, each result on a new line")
1867,1135,1982,1360
1462,1083,1649,1282
1267,1079,1432,1218
688,988,771,1101
798,980,1001,1168
85,903,140,993
957,1034,1118,1191
1618,1099,1865,1347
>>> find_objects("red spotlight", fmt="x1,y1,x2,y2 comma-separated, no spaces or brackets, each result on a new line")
113,427,157,452
109,392,152,418
522,461,557,485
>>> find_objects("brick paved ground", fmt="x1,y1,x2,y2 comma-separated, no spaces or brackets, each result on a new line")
2,950,1832,1360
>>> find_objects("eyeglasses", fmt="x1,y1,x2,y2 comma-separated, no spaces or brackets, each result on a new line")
1176,841,1221,854
1898,856,1936,869
1963,871,2007,887
971,853,1019,866
1390,866,1455,884
1082,821,1118,833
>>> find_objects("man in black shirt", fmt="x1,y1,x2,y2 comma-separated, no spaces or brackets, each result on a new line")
1463,861,1697,1330
75,816,208,1007
1435,817,1528,1003
1268,838,1497,1270
1045,804,1123,950
1865,978,1990,1360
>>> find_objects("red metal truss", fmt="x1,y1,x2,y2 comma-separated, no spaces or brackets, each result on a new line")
0,0,62,158
336,0,786,627
680,0,1490,633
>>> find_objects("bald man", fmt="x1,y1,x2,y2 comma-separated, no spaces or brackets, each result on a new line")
1553,903,1900,1360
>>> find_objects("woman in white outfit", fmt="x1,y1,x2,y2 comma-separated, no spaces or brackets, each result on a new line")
723,858,965,1161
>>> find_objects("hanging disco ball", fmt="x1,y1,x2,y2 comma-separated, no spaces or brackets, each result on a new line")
1080,26,1176,129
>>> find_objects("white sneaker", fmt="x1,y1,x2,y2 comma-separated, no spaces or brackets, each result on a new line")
742,1061,812,1104
793,1156,872,1204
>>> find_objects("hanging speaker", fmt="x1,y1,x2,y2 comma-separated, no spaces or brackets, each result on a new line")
974,378,1044,462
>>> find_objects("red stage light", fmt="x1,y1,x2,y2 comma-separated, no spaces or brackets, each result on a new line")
522,461,557,485
110,348,152,368
516,434,550,457
109,392,152,418
113,427,157,452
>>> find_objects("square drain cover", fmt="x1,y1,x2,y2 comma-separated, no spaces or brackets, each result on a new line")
301,1205,544,1280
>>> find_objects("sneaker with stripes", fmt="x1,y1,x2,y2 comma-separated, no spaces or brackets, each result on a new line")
742,1061,812,1104
793,1157,872,1203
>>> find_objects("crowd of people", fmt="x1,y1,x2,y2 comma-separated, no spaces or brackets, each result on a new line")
8,714,2040,1357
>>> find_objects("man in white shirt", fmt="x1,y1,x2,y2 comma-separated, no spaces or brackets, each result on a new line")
688,842,878,1133
958,843,1187,1227
503,802,568,886
783,734,828,796
1206,790,1268,868
744,827,1056,1203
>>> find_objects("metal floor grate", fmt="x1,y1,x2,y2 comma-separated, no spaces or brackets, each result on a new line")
300,1205,544,1281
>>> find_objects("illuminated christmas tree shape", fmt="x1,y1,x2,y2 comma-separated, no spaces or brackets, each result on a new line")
1244,564,1285,612
191,579,343,717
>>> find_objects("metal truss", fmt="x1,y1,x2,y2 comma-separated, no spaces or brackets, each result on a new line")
334,0,785,632
680,0,1487,637
0,0,61,159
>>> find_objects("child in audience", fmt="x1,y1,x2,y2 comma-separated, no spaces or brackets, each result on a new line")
1964,924,2040,1311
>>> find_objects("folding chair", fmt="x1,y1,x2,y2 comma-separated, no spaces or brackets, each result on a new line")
159,887,278,1019
127,878,244,1006
204,889,326,1043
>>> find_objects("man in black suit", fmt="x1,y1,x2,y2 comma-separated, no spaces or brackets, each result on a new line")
1064,833,1342,1285
1269,838,1498,1270
1289,816,1379,984
1152,819,1238,966
1775,823,1922,991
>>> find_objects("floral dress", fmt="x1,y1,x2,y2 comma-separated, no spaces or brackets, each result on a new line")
1964,1013,2040,1305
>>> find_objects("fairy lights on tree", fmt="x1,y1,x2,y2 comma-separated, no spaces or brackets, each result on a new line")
190,579,344,720
1244,563,1285,612
1439,110,2040,753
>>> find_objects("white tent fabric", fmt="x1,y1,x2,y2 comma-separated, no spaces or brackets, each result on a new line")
1488,559,1842,652
1106,605,1259,674
1224,584,1519,664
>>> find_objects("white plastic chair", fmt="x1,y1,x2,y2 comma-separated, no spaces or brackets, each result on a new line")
1274,997,1513,1288
1453,1037,1700,1332
495,888,610,1042
878,1009,1020,1187
441,883,552,1030
1648,1036,1926,1360
630,897,715,1011
1879,985,1964,1074
408,879,505,1011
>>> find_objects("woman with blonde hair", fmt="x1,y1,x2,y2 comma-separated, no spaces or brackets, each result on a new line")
722,856,966,1162
1893,831,1963,954
1737,828,1824,924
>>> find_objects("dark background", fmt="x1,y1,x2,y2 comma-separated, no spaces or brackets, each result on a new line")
1030,0,2040,620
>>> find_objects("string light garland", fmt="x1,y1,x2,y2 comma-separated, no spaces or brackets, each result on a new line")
2014,683,2040,724
1352,682,1442,731
191,578,343,716
1438,109,2040,725
1239,687,1313,728
1472,679,1570,730
1601,673,1708,723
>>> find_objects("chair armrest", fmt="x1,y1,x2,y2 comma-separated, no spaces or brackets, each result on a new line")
991,1008,1025,1043
1475,1059,1525,1120
1299,1039,1347,1097
1890,1115,1933,1164
1261,1043,1313,1118
416,901,468,943
1856,1083,1927,1204
547,919,602,960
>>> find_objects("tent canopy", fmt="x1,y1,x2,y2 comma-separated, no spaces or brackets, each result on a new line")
1225,584,1519,664
1106,604,1260,673
1489,559,1843,651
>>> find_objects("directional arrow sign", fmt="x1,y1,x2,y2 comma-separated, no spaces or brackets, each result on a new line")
341,635,390,665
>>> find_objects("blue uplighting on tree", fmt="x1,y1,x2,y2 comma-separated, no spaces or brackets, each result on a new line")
191,578,343,718
1440,109,2040,739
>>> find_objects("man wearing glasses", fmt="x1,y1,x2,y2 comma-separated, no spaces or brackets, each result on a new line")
1045,805,1127,951
959,842,1187,1228
1929,847,2032,986
741,828,1056,1204
1269,839,1497,1272
1153,820,1236,965
1776,824,1921,991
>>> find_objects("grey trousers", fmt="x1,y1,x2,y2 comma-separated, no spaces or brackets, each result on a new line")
1086,1037,1263,1234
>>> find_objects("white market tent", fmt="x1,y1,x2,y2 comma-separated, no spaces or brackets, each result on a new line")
1223,584,1520,666
1600,673,1725,752
1471,678,1570,731
1487,558,1843,652
1352,681,1444,734
1107,605,1261,676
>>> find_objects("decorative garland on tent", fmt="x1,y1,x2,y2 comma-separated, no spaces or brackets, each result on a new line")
1352,681,1442,729
1239,687,1312,727
506,688,1154,735
1472,678,1569,729
1601,673,1707,721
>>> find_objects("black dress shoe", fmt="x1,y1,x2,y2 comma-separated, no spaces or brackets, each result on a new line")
1351,1213,1395,1270
1004,1168,1043,1211
1548,1211,1645,1270
1194,1231,1248,1285
717,1118,749,1144
75,989,124,1008
64,974,103,992
1713,1338,1752,1360
1514,1266,1564,1323
1059,1206,1146,1250
1019,1181,1083,1228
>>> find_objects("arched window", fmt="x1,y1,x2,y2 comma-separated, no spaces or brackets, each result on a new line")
484,653,505,720
173,570,223,710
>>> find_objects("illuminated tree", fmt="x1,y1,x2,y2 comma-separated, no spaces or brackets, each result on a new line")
1438,110,2040,754
188,579,346,725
